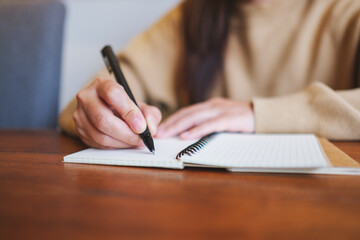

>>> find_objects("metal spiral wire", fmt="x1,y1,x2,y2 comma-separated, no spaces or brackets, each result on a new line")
176,133,217,160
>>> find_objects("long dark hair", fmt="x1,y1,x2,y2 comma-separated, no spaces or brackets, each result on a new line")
176,0,236,106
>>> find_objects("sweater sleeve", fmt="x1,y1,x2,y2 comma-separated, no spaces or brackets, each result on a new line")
253,82,360,140
115,5,182,114
253,0,360,140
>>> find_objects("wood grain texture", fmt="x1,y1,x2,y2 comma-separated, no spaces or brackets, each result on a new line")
333,141,360,165
0,130,359,240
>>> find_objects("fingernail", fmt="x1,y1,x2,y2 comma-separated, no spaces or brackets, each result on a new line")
131,117,146,134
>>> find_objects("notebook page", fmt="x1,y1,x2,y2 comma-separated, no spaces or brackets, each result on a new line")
180,134,329,168
228,167,360,175
64,138,194,169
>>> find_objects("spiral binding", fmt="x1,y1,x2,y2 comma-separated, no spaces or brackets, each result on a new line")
176,133,217,160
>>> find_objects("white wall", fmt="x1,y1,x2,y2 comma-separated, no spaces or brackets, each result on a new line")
60,0,181,110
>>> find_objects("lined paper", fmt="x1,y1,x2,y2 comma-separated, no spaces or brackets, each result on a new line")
180,134,329,168
64,138,194,169
64,133,329,170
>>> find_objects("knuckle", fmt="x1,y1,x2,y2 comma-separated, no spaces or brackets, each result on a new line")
148,106,162,119
147,105,157,112
94,77,103,85
123,107,139,122
104,82,123,100
76,90,86,105
72,111,79,124
95,77,112,86
153,106,162,116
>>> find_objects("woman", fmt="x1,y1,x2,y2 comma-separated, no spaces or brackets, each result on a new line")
59,0,360,149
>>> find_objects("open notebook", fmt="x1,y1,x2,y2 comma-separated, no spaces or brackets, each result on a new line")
64,133,360,175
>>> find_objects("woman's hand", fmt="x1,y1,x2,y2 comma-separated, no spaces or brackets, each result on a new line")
73,77,162,149
156,97,254,139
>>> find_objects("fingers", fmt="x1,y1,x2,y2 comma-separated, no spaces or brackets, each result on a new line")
96,79,147,134
76,85,142,147
179,110,255,140
179,116,229,139
178,111,254,140
73,105,136,149
73,77,150,149
73,77,163,149
157,103,220,138
156,98,255,139
139,103,162,135
73,78,255,149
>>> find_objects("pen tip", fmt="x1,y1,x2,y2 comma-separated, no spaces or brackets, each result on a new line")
141,129,155,155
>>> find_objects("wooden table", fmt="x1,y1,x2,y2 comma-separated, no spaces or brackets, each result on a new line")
0,130,359,240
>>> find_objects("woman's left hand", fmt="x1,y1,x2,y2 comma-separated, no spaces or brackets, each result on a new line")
156,97,255,139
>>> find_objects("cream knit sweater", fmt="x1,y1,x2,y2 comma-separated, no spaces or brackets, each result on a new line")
59,0,360,140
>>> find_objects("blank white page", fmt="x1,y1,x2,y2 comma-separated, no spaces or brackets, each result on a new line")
64,138,194,169
180,134,329,169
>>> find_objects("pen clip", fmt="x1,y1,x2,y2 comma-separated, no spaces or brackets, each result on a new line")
102,56,113,74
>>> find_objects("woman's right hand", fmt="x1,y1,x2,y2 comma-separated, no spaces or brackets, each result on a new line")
73,77,162,149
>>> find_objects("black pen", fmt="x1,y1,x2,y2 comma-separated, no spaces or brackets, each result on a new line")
101,45,155,154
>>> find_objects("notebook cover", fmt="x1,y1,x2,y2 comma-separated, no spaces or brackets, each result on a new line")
318,138,360,168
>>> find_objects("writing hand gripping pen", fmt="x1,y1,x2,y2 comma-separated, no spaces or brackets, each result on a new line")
101,45,155,153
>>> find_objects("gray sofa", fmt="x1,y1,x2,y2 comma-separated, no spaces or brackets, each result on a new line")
0,0,65,128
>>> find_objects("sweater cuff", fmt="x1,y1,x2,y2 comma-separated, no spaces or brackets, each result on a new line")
252,86,317,134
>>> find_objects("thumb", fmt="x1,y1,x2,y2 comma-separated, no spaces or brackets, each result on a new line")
139,103,162,135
